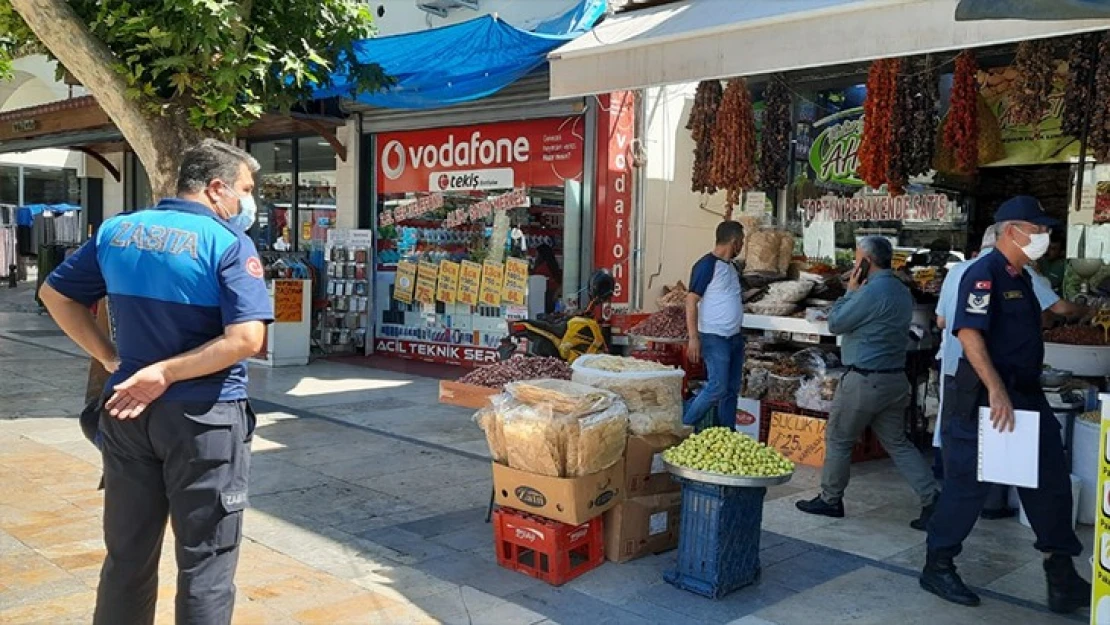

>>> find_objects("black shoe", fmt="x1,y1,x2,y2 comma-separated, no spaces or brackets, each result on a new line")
1045,554,1092,614
910,501,937,531
980,507,1017,520
795,495,844,518
920,550,981,607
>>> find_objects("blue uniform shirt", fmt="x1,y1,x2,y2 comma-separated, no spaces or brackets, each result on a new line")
935,247,1058,376
47,198,274,402
828,269,912,370
951,250,1044,382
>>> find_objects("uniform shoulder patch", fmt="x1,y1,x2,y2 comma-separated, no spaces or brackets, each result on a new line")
245,256,264,279
965,292,990,315
974,280,991,290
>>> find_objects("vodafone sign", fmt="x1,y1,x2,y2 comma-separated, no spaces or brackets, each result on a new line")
376,117,584,194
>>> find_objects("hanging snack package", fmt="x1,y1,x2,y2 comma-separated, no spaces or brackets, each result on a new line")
743,230,783,275
474,403,507,464
565,401,630,477
499,399,568,477
571,355,686,436
504,379,617,418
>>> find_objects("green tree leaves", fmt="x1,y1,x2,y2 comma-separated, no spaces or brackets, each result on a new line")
0,0,389,134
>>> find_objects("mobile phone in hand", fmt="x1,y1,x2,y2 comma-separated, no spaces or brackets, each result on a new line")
856,259,871,281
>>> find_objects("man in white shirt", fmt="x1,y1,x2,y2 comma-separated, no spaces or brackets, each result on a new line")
683,221,745,428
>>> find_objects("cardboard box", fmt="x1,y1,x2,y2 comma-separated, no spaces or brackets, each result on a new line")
438,380,498,410
492,462,624,526
604,492,683,563
624,434,684,497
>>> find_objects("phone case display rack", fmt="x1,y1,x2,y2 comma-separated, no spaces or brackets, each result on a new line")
321,230,373,353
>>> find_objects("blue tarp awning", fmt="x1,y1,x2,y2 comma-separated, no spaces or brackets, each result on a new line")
16,203,80,227
956,0,1110,20
315,0,606,109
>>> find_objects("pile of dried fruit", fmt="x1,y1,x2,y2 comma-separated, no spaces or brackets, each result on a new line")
759,78,793,191
1044,325,1109,346
629,306,688,340
688,80,723,195
710,78,758,211
459,356,573,388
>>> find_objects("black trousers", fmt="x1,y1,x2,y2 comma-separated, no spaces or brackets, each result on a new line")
927,366,1081,558
94,400,254,625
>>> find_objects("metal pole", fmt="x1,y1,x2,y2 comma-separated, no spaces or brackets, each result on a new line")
1072,42,1100,216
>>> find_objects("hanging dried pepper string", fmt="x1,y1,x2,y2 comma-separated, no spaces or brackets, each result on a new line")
859,59,898,189
1010,39,1060,133
1063,33,1100,138
758,77,793,191
709,78,758,211
687,80,723,194
945,50,980,175
1086,33,1110,163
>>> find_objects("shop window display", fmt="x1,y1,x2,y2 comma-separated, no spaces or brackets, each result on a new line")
372,117,585,367
0,166,18,205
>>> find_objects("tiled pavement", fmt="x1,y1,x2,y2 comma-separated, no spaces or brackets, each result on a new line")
0,282,1095,624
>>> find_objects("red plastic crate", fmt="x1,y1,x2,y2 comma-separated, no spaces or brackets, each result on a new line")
758,400,887,463
610,312,651,335
493,507,604,586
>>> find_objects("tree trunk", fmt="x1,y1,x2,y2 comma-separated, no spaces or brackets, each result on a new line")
9,0,202,198
10,0,206,400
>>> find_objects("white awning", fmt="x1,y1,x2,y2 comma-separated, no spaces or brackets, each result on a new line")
548,0,1110,99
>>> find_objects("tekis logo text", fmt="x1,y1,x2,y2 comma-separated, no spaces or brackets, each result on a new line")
381,130,531,180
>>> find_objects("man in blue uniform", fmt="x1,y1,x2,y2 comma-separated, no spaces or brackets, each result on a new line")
40,139,272,625
921,196,1089,613
933,225,1088,514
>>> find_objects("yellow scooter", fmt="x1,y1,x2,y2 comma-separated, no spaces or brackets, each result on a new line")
497,271,614,364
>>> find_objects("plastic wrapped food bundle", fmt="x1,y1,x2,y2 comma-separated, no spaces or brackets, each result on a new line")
565,402,630,477
504,379,617,418
474,404,507,464
571,354,686,436
498,399,568,477
767,372,804,404
763,280,813,304
741,364,770,399
796,376,835,413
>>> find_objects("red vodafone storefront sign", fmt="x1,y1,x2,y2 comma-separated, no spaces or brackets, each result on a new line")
377,117,585,194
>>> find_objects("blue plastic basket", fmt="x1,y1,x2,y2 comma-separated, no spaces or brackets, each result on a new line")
664,478,766,599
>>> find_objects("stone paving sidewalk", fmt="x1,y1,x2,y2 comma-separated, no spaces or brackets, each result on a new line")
0,282,1093,624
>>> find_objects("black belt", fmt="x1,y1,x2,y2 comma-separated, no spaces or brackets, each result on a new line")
847,365,905,375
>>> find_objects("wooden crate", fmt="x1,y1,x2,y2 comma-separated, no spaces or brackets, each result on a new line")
438,380,498,409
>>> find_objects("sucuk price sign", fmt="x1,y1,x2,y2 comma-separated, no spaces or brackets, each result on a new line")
394,261,417,304
415,261,439,306
767,412,827,468
479,261,504,307
457,260,482,306
437,260,460,304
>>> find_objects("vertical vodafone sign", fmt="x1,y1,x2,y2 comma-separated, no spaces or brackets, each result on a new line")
595,92,635,308
376,117,584,194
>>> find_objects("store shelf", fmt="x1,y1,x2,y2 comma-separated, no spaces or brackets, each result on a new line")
742,314,833,337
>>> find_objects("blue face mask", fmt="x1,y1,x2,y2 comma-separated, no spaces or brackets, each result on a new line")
224,190,257,232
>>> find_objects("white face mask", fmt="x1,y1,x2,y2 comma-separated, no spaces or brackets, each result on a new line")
219,187,256,232
1017,228,1050,261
